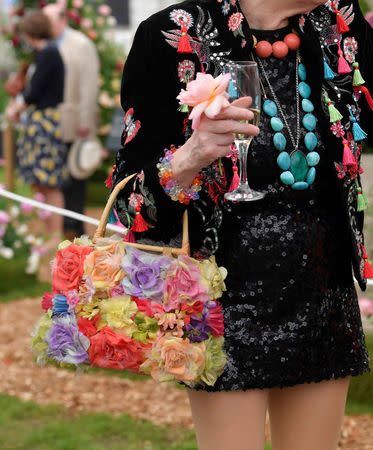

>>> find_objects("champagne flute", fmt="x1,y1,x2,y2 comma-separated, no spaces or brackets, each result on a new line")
223,61,266,202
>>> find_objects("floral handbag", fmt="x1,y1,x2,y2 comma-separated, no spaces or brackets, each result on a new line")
31,174,228,387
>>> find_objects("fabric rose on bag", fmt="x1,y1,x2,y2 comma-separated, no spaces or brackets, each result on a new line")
140,335,205,384
163,256,209,312
45,314,90,366
89,326,145,371
205,301,225,337
177,72,231,129
200,335,226,386
199,256,227,300
52,243,94,292
84,241,126,291
97,296,138,336
121,247,172,301
77,313,101,337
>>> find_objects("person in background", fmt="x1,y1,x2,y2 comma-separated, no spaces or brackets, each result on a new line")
5,10,67,249
43,2,100,241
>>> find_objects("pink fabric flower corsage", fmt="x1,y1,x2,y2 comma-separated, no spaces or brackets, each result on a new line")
177,72,231,130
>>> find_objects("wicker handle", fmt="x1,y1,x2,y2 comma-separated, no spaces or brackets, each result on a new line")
93,173,190,256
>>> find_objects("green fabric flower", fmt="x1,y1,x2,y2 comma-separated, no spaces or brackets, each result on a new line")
200,335,226,386
30,310,53,366
132,312,160,344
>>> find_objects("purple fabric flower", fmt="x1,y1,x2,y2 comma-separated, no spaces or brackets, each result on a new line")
185,312,211,343
121,247,171,301
45,314,90,365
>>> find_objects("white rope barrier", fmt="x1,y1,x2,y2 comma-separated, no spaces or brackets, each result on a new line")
2,189,373,284
0,188,127,235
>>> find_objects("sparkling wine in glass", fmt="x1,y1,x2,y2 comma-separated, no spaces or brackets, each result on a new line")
223,61,265,202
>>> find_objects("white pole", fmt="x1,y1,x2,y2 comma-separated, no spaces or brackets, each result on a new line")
0,189,127,235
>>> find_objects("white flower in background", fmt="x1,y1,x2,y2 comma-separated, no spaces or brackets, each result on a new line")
26,252,40,274
17,224,28,235
107,16,117,27
24,234,36,244
14,240,21,249
10,205,20,218
35,237,44,246
0,247,14,259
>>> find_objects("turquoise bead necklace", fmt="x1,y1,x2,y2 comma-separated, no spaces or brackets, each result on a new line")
256,50,320,190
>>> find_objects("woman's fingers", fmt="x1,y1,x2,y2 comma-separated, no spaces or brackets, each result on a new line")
205,119,259,136
215,104,254,122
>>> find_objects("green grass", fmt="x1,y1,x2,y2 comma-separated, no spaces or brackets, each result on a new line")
0,257,49,303
0,394,198,450
346,334,373,409
0,394,273,450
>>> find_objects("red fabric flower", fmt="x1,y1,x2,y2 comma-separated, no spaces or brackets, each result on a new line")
88,327,145,371
52,243,93,292
206,302,225,337
134,297,164,317
78,314,101,337
41,292,54,311
180,301,204,325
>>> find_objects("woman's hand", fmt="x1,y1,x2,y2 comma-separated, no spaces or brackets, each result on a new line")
172,97,259,187
5,101,20,122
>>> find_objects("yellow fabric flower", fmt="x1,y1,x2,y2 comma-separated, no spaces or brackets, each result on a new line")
198,256,228,300
76,298,101,319
97,296,138,336
30,310,53,365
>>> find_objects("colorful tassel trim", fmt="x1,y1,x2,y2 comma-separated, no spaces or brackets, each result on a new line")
108,207,117,224
331,1,350,33
229,164,240,192
356,179,369,212
352,121,367,141
352,62,365,86
337,44,350,74
342,139,355,166
131,205,148,232
178,103,189,113
362,245,373,279
324,58,335,80
325,97,343,123
177,25,192,53
359,86,373,110
105,165,116,188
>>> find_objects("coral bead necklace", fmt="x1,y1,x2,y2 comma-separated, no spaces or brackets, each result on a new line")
254,32,301,59
256,50,320,190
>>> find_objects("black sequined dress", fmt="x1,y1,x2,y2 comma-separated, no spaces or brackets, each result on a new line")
196,26,370,392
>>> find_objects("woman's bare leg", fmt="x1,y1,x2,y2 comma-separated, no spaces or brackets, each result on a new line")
187,388,269,450
268,377,350,450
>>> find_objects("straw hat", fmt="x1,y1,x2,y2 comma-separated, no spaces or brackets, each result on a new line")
67,137,103,180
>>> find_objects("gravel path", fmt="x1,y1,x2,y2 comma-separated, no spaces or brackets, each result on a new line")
1,297,372,449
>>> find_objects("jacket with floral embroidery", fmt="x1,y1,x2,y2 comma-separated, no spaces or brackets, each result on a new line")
112,0,373,290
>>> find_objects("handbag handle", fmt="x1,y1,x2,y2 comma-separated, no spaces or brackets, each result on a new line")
93,173,190,256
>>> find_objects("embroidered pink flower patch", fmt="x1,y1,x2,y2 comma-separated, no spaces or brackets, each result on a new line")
228,12,243,32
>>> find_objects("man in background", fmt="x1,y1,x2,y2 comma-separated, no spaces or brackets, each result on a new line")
44,3,99,240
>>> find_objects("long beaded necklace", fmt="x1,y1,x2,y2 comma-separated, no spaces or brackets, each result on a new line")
256,50,321,190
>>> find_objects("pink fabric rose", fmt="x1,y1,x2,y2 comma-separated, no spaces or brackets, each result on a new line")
163,256,209,312
177,72,231,129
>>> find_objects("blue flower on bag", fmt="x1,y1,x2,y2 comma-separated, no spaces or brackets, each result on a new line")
121,247,172,301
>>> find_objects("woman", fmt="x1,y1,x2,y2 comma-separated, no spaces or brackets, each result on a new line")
113,0,373,448
6,10,67,247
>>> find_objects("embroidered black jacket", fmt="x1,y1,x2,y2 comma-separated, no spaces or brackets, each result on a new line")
112,0,373,291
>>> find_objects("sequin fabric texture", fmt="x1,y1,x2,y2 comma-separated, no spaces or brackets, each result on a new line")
193,26,370,392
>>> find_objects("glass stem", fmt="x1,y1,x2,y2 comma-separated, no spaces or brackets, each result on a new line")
236,139,252,187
